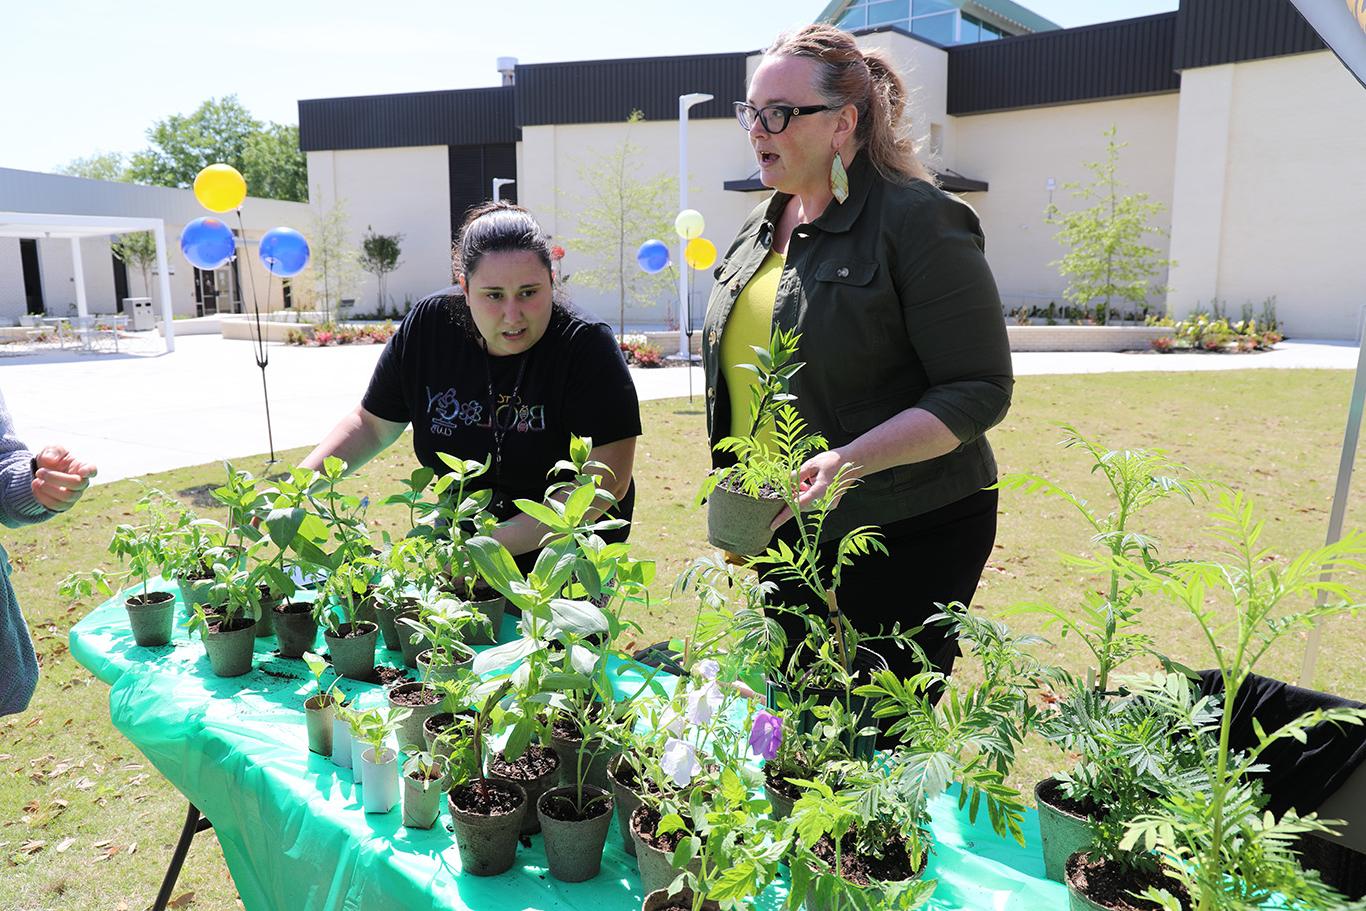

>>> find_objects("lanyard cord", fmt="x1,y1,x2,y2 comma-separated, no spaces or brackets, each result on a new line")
483,350,531,499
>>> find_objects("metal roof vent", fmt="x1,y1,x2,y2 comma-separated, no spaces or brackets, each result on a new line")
497,57,518,86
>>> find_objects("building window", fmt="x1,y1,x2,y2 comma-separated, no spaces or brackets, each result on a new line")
282,278,293,309
912,0,955,15
911,9,958,44
837,3,867,29
867,0,908,26
960,12,981,42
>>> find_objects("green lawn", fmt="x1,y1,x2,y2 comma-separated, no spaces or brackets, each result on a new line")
4,370,1365,910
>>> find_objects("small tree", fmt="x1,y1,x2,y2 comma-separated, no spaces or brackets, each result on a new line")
55,151,127,182
111,231,159,305
308,196,363,322
567,110,677,338
1045,125,1174,324
358,226,403,315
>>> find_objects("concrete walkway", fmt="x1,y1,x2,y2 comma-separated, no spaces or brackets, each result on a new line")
0,333,1356,485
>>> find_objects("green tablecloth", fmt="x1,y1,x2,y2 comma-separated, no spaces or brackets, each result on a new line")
69,580,1068,911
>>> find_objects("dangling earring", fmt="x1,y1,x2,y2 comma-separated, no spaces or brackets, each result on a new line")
830,151,849,204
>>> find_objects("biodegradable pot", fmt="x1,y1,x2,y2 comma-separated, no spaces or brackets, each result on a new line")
360,746,399,813
1036,777,1099,883
706,480,784,556
606,754,646,856
304,694,335,756
763,765,806,821
395,610,428,668
416,643,474,687
447,581,505,646
487,745,561,836
273,602,318,659
386,681,443,752
537,785,614,883
324,622,379,681
332,716,353,768
374,597,418,652
254,588,278,638
1063,852,1190,911
802,841,928,911
550,722,617,792
448,779,528,877
642,887,721,911
178,574,216,608
402,755,447,829
767,645,889,760
125,591,176,647
631,805,703,897
202,617,257,677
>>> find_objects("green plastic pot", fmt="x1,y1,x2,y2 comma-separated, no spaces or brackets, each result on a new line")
1036,777,1099,883
125,591,175,647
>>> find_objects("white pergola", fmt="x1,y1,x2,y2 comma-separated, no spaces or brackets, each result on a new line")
0,212,177,352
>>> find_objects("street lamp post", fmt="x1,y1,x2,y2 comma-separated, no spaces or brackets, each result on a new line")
492,178,516,203
677,92,713,360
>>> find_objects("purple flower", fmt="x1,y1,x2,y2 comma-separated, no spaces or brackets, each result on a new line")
661,737,701,788
749,709,784,761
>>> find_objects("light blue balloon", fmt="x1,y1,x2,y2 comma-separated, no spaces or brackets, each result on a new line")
180,217,236,271
636,239,670,274
259,226,310,277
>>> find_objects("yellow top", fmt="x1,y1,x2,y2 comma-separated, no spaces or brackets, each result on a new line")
721,250,785,443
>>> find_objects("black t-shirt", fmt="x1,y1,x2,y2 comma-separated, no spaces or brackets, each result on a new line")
362,289,641,526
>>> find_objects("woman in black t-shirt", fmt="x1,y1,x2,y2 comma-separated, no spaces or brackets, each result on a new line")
301,203,642,564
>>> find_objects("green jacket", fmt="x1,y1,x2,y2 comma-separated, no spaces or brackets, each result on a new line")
701,151,1013,542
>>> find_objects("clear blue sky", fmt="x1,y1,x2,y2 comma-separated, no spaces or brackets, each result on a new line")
0,0,1177,174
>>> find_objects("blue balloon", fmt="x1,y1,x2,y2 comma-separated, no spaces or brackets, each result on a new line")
259,226,311,277
636,239,670,274
180,217,236,271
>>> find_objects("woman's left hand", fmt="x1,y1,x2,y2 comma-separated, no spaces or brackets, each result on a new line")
770,449,857,530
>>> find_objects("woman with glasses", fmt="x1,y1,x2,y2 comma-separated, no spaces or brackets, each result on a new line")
702,24,1013,685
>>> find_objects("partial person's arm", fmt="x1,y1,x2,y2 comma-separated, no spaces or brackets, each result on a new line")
490,436,637,556
774,190,1012,525
299,405,408,474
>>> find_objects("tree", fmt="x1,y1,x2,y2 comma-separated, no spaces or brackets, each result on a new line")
120,95,308,203
308,196,363,322
567,110,678,337
55,151,127,182
358,226,404,315
110,232,159,303
244,124,308,203
1045,125,1174,323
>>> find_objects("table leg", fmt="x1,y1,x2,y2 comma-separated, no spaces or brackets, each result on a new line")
152,802,214,911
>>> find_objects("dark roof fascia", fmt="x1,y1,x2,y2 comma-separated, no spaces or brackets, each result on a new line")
298,85,517,152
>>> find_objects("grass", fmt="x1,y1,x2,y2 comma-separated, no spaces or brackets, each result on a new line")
4,370,1366,910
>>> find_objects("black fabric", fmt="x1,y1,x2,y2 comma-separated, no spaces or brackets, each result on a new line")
1195,670,1366,816
765,486,999,685
362,289,642,527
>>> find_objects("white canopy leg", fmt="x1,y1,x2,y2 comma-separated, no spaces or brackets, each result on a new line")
153,221,176,353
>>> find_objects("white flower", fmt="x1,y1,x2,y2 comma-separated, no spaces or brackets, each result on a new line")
685,680,723,727
660,737,701,788
659,704,685,737
694,659,720,681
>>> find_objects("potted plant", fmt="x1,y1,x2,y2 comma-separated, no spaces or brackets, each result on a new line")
306,455,380,625
371,535,429,653
301,651,345,756
315,556,381,681
425,454,505,645
187,564,260,677
331,699,355,769
537,678,618,881
352,705,411,814
59,488,180,647
210,463,272,636
447,684,528,877
1108,493,1366,911
258,466,334,658
401,749,447,829
698,327,805,556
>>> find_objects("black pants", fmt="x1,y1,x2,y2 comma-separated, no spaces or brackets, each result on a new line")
766,487,999,685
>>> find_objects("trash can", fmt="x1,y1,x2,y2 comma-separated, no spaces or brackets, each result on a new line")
124,297,155,331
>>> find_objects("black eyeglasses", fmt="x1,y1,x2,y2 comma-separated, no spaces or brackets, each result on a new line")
733,101,832,134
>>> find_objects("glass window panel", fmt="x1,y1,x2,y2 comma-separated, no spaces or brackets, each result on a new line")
913,0,956,16
980,25,999,40
837,4,867,29
911,10,957,44
867,0,908,26
959,13,979,43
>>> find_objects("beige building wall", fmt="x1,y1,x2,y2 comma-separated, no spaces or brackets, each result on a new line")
518,118,761,328
853,31,950,170
306,146,453,313
950,92,1180,315
1169,51,1366,339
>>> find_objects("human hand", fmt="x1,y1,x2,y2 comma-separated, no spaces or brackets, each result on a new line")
31,446,98,512
769,449,858,530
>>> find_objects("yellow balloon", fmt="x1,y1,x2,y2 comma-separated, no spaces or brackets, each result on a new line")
674,208,705,240
194,164,247,213
684,237,717,270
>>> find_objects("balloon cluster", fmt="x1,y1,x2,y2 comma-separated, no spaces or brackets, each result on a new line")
179,164,310,277
635,208,717,275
